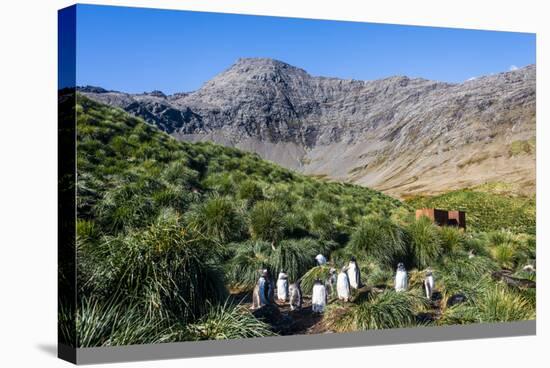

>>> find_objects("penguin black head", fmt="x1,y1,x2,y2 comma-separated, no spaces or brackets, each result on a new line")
314,278,322,285
397,262,405,271
351,256,356,262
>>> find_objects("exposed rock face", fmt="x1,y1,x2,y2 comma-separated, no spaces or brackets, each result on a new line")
81,58,535,197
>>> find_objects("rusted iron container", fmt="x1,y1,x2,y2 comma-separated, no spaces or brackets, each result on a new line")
415,208,466,229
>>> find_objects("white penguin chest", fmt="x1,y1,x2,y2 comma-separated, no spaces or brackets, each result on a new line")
337,273,350,294
312,285,326,302
395,271,407,289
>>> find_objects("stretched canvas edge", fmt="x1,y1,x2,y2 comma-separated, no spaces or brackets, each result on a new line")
73,320,535,364
57,4,537,365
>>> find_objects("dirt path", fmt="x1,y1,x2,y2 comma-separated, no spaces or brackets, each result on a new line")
236,287,447,335
237,294,329,335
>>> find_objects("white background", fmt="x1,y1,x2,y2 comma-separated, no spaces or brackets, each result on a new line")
0,0,547,366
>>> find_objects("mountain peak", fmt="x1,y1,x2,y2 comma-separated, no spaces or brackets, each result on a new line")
227,57,309,76
81,60,535,197
235,57,295,67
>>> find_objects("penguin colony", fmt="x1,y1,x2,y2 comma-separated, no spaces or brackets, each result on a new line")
251,255,436,313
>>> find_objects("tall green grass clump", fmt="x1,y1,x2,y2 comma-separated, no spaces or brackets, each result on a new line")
186,301,275,340
309,203,338,240
249,201,286,247
225,241,272,290
439,226,464,255
81,210,227,323
184,195,246,243
407,216,442,268
349,215,406,267
326,291,418,332
268,239,317,281
226,238,321,289
75,297,179,347
440,286,535,325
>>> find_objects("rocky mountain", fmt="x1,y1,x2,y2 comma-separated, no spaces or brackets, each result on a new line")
80,58,536,198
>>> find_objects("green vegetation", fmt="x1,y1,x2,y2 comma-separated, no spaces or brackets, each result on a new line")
440,285,535,325
68,96,535,346
325,291,420,331
406,189,535,234
74,296,179,347
71,96,402,346
509,137,535,156
349,215,406,267
406,216,443,268
186,302,276,340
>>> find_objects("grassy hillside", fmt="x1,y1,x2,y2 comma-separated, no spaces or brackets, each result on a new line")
67,95,535,347
71,95,403,346
406,189,535,235
76,96,402,232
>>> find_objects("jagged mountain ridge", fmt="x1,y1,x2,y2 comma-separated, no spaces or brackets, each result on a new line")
80,58,536,197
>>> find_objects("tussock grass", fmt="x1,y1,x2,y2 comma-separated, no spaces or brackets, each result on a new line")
75,296,180,347
186,301,275,340
81,210,227,323
226,238,322,289
309,203,338,240
440,286,535,325
249,201,286,245
184,195,246,243
349,215,406,267
226,241,272,290
74,95,536,346
492,243,516,269
325,290,420,332
407,216,442,268
269,239,317,281
439,226,464,255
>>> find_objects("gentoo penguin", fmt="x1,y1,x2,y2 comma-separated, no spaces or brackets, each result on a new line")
264,269,275,304
251,270,268,309
347,257,361,289
325,267,337,298
276,270,289,302
315,254,327,266
251,283,261,310
289,280,303,311
337,267,351,302
311,279,327,313
394,262,408,292
423,269,435,299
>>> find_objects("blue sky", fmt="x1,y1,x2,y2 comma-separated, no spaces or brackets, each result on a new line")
74,4,536,94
